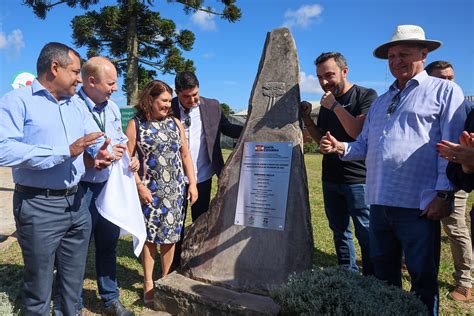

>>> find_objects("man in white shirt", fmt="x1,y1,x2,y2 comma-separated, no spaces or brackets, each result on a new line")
171,71,242,268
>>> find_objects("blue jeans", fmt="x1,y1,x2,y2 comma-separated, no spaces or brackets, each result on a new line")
370,205,440,315
322,182,372,275
78,181,121,308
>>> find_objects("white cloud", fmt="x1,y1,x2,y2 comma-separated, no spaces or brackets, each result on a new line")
0,33,6,48
300,71,323,94
203,52,215,59
0,28,25,53
284,4,323,28
191,11,217,31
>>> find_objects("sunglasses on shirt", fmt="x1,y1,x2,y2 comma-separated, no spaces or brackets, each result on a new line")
184,117,191,128
387,91,401,115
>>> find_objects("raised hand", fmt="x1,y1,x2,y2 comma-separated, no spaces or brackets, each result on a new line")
300,101,314,125
94,138,114,169
437,134,474,174
320,131,344,155
437,139,474,164
69,132,104,157
320,91,337,110
460,131,474,148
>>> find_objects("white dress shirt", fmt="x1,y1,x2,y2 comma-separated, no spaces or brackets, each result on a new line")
179,100,214,183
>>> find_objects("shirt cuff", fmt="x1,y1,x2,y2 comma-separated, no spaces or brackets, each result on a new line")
435,177,455,192
52,145,71,163
339,142,349,160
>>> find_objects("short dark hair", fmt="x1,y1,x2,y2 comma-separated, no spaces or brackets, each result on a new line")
175,71,199,93
314,52,347,69
425,60,454,75
36,42,80,76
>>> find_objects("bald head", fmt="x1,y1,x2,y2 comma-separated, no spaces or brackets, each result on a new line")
81,56,118,105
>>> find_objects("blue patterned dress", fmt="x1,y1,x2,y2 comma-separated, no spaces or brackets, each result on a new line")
136,116,186,244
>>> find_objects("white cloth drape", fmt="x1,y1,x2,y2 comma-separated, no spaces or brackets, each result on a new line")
96,152,146,257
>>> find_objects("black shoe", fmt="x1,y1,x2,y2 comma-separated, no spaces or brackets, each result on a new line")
103,301,134,316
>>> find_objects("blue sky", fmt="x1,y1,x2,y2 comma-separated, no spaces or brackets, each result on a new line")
0,0,473,111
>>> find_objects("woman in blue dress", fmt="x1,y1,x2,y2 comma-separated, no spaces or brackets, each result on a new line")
125,80,197,305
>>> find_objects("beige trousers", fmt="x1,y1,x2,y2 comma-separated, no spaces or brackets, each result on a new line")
441,190,473,288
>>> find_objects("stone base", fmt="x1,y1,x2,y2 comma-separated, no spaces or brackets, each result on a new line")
153,272,280,315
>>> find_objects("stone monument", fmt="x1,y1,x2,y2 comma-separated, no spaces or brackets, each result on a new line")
155,27,313,314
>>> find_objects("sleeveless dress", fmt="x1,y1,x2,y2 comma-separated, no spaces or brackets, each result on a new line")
135,116,186,244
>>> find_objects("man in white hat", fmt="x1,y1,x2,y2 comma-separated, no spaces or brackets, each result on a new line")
319,25,467,314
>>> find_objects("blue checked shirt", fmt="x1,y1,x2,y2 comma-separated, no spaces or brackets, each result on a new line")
73,88,128,183
342,71,466,210
0,80,102,189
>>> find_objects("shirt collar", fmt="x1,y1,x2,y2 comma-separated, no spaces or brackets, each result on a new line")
178,98,200,114
31,79,72,103
31,79,47,94
389,70,428,93
79,87,107,113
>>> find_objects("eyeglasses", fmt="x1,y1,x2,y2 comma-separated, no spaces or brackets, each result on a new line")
387,91,401,115
184,117,191,128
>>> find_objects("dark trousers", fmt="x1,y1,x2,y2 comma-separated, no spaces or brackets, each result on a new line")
77,181,121,308
13,188,91,315
172,178,213,269
370,205,440,315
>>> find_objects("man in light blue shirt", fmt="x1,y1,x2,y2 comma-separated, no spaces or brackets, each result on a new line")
73,56,136,316
0,42,113,314
320,25,466,315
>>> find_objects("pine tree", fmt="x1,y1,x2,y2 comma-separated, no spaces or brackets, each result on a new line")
24,0,241,105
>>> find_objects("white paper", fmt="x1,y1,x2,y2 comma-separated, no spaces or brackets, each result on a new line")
96,152,147,257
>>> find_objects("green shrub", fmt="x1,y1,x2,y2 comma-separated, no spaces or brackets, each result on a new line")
271,266,428,316
0,264,22,315
304,142,319,154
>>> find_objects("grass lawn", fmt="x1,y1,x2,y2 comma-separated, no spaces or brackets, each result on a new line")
0,150,472,314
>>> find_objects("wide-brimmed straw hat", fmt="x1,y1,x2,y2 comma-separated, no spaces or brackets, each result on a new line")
373,25,442,59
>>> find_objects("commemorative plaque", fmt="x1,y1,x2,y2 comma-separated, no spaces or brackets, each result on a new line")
235,141,292,231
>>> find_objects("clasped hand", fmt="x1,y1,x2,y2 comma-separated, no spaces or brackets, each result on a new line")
437,131,474,174
71,133,114,169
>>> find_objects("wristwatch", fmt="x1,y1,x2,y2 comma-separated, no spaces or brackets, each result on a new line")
436,191,455,201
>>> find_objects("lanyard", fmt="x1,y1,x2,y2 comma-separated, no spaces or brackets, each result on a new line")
78,91,107,133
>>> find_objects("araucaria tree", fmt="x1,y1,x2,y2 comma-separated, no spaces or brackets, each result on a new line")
24,0,241,105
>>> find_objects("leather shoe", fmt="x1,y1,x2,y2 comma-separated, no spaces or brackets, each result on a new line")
103,300,134,316
449,285,472,302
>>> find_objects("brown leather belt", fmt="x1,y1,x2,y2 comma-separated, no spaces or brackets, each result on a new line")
15,184,78,197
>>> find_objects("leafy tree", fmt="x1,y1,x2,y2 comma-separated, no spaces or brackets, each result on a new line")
24,0,241,105
220,102,234,116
